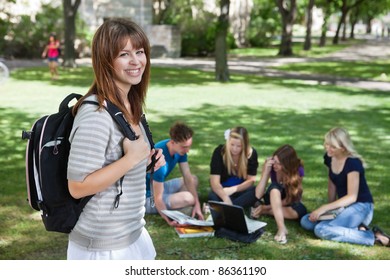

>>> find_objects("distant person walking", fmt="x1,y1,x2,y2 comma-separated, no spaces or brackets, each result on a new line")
41,33,60,80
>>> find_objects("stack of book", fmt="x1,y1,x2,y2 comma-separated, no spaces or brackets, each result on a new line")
174,226,215,238
161,209,215,238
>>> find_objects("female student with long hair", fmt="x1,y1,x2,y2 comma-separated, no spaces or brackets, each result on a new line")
208,127,259,208
252,144,307,244
66,19,165,260
300,127,389,247
41,33,60,80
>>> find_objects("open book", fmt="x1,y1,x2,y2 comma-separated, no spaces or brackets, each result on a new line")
175,226,215,238
161,209,214,226
318,207,345,221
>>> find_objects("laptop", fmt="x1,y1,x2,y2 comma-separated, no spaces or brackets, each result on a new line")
208,200,267,234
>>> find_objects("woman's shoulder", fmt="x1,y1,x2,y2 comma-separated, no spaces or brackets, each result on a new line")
214,144,224,152
345,156,364,170
76,96,111,122
211,144,224,158
250,146,258,155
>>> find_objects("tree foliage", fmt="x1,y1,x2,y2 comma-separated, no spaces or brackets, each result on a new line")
0,3,63,58
249,0,281,47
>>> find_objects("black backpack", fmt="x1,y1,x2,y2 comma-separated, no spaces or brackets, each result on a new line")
22,93,155,233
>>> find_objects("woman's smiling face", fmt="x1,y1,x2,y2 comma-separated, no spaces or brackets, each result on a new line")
113,39,147,93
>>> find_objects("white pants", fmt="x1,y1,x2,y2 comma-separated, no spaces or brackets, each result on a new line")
67,227,156,260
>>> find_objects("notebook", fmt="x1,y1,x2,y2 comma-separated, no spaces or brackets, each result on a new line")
208,200,267,234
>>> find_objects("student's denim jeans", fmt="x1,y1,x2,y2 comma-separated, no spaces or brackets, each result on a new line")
300,202,375,246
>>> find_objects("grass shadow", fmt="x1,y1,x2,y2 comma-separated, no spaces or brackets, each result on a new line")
1,66,389,260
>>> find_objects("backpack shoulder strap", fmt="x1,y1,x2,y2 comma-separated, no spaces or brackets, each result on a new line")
140,114,154,149
82,100,139,141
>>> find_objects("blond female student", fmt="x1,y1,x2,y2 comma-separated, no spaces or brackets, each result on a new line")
300,127,389,247
208,127,259,208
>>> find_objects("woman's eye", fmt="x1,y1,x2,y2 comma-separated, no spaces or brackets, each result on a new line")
136,49,145,55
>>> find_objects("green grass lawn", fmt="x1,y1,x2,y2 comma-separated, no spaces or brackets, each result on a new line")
274,60,390,82
0,63,389,260
228,39,357,58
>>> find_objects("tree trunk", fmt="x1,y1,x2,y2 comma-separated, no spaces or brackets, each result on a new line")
333,0,366,44
341,15,347,41
350,20,356,38
319,3,331,47
349,6,359,39
276,0,297,56
303,0,315,51
366,17,373,33
332,1,347,45
63,0,81,68
215,0,230,82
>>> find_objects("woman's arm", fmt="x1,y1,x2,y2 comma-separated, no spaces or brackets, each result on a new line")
255,158,272,199
210,174,232,204
327,177,337,203
309,171,359,221
41,45,48,58
223,175,257,196
69,137,150,199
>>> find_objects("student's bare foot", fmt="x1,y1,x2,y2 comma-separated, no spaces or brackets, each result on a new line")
274,233,287,244
274,229,288,244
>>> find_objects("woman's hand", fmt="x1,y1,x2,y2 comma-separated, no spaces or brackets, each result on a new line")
308,206,327,222
122,137,150,167
223,186,237,196
149,148,165,171
263,157,274,173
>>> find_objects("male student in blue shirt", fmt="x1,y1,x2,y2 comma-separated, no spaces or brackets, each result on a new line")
145,122,204,226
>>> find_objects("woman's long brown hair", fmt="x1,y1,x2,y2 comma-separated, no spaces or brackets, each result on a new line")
274,144,303,204
72,18,151,124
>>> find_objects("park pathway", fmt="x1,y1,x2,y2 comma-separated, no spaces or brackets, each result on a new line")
151,36,390,91
4,36,390,91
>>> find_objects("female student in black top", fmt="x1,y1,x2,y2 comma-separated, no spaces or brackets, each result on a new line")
301,127,389,246
208,127,258,208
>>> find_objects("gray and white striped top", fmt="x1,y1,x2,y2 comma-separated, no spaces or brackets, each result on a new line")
67,95,149,250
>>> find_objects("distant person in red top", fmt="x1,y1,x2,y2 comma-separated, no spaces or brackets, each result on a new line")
41,33,60,80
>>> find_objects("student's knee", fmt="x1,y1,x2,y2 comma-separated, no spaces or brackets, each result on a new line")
269,188,282,201
300,214,315,231
313,223,328,240
182,191,195,206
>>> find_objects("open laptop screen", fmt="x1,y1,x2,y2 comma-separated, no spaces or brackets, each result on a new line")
208,200,250,234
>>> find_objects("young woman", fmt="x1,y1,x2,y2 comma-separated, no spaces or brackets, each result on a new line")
252,144,306,244
208,127,258,208
66,19,165,260
300,127,389,247
41,33,60,80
